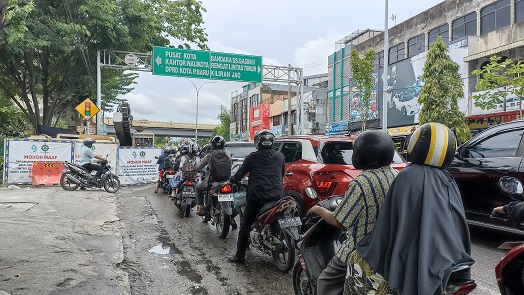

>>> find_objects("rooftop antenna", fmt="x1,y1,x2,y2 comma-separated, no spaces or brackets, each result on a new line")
390,14,397,26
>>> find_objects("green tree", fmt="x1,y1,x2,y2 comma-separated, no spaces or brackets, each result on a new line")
472,56,524,117
350,49,376,131
0,0,208,130
212,106,230,141
418,36,470,143
0,93,31,136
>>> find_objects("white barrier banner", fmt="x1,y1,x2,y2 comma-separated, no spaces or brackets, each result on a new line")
117,148,161,185
4,139,73,184
74,141,118,167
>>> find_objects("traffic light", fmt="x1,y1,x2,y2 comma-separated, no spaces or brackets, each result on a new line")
85,102,91,118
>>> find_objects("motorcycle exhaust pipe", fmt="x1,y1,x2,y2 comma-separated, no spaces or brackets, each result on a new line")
65,174,82,184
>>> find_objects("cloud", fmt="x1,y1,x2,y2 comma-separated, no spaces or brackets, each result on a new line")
293,32,344,76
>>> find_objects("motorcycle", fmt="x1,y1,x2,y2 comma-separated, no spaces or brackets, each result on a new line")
240,194,302,272
174,179,197,217
160,169,175,194
293,189,477,295
490,176,524,295
293,192,345,295
202,181,237,239
60,160,120,193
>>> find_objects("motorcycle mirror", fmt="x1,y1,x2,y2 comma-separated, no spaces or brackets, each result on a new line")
499,176,524,196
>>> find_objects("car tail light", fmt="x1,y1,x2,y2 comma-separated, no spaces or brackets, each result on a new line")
315,181,336,196
220,184,233,194
186,181,194,186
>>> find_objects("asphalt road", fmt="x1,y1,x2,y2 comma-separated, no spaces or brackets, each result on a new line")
1,184,521,295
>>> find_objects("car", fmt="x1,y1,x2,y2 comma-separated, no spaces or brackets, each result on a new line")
448,119,524,234
390,89,421,116
273,135,407,215
198,141,256,175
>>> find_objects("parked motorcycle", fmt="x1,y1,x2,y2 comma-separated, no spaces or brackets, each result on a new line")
490,176,524,295
60,160,120,193
202,181,237,239
174,179,197,217
293,192,344,295
241,195,302,272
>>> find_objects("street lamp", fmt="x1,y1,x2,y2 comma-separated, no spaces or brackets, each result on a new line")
184,79,218,141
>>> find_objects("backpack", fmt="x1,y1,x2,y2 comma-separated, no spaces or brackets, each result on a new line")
182,156,197,181
162,156,174,171
209,151,232,182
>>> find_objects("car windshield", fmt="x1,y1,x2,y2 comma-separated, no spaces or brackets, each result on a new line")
321,141,405,165
224,144,256,159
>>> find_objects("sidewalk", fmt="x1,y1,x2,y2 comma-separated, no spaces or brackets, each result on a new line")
0,186,129,295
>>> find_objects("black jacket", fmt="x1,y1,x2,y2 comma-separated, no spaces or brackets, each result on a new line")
504,201,524,222
230,149,285,201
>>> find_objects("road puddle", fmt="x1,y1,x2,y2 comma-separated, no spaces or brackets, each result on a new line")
141,213,158,224
148,243,173,255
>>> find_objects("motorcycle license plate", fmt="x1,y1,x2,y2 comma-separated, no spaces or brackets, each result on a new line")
217,194,234,202
182,191,195,197
166,174,174,179
278,217,302,228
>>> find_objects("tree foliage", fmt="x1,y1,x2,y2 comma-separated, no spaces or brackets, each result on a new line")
212,106,230,141
0,0,208,131
472,56,524,116
0,93,31,136
418,36,470,143
350,49,376,130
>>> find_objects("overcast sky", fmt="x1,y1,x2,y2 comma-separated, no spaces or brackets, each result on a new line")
119,0,443,125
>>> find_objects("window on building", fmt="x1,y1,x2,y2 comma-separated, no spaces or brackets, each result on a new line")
273,116,281,126
428,24,449,45
388,42,405,64
452,12,477,40
516,0,524,23
481,0,510,35
407,34,426,57
249,94,260,107
376,51,384,68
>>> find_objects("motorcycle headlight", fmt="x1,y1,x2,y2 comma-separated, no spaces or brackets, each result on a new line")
305,187,318,200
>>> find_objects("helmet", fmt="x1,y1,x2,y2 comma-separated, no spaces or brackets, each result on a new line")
83,138,96,148
352,131,395,169
179,145,189,156
210,136,225,150
407,122,456,168
189,142,200,155
169,148,177,154
254,129,275,149
163,148,170,154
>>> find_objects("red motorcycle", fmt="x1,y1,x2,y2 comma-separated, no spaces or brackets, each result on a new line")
491,176,524,295
242,196,302,272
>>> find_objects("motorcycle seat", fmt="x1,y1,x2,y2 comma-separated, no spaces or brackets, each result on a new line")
257,199,281,216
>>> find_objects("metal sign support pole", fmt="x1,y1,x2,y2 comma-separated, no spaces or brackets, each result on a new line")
96,50,102,135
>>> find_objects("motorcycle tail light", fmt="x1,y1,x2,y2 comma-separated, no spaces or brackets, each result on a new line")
220,184,233,194
168,170,173,174
186,181,194,186
447,283,477,295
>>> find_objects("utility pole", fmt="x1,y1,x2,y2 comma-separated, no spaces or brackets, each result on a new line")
287,64,292,135
382,0,389,133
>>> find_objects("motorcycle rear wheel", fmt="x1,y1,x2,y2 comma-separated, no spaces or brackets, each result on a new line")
216,203,231,239
292,262,314,295
272,225,295,272
103,176,121,193
60,173,79,191
183,202,191,217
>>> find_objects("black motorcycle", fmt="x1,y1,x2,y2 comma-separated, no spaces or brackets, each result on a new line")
174,179,197,217
60,160,120,193
160,169,176,194
202,181,237,239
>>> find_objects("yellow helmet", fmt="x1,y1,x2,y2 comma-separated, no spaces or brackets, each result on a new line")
407,123,456,168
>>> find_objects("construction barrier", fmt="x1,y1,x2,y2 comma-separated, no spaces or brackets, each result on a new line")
31,162,64,186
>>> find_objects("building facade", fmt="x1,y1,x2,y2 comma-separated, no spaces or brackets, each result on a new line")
327,0,524,134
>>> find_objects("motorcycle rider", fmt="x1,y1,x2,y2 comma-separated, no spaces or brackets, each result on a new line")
154,147,170,193
344,123,474,295
306,130,398,295
193,136,232,217
78,138,105,184
228,129,285,264
173,143,200,198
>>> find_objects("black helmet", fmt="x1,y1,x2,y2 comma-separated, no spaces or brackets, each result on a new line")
407,122,456,168
352,131,395,169
163,148,170,154
211,136,225,150
179,145,189,155
83,138,96,148
254,129,275,149
169,148,177,154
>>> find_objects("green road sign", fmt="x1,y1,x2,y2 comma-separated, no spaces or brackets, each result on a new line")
152,46,262,83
